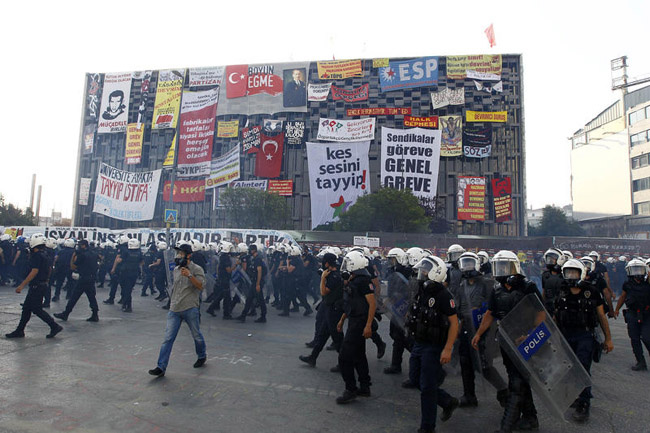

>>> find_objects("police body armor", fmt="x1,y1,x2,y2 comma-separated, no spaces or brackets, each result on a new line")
541,270,563,301
343,275,371,318
406,281,449,346
121,249,141,278
492,283,528,320
555,282,599,331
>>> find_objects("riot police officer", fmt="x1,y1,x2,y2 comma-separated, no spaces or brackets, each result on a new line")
384,247,413,375
54,240,100,322
113,238,142,313
406,255,459,433
478,251,492,276
152,241,169,301
141,243,158,296
104,236,129,305
445,244,465,297
614,258,650,371
472,250,542,433
52,238,75,302
236,243,268,323
541,248,565,315
0,234,14,285
555,259,613,422
207,241,235,319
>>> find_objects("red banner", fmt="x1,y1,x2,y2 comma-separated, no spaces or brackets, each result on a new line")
331,84,369,102
268,180,293,196
254,133,284,178
163,180,206,203
226,65,248,99
404,115,439,128
346,107,411,116
457,177,486,221
177,89,219,178
492,177,512,222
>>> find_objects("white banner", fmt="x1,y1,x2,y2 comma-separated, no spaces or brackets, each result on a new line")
317,118,376,142
474,80,503,93
430,87,464,110
380,127,441,204
205,145,241,189
466,70,501,81
92,163,161,221
189,66,225,88
307,141,370,229
79,178,92,206
213,180,268,209
97,72,132,133
308,83,331,101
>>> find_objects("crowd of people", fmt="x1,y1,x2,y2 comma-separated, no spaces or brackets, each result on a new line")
2,232,650,433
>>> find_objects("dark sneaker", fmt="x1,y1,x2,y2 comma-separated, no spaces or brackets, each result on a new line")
254,317,266,323
193,358,206,368
632,361,648,371
305,341,316,348
376,341,386,359
52,296,59,302
383,365,402,374
235,315,246,323
335,389,357,404
5,330,25,339
290,307,300,313
102,299,114,305
46,324,63,339
53,312,68,321
440,397,459,422
330,364,341,373
148,367,165,377
326,343,336,351
86,314,99,322
517,415,540,430
357,388,371,397
572,403,589,423
206,309,217,317
459,395,478,408
299,355,316,367
141,293,148,297
402,379,417,389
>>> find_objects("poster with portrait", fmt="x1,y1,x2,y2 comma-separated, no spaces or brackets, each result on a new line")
283,68,307,108
439,115,462,157
97,72,132,133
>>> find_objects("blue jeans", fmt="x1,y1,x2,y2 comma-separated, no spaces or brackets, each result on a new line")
157,307,206,371
409,342,452,431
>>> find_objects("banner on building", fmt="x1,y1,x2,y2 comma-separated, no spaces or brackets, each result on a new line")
308,83,332,101
379,57,438,92
474,80,503,93
132,71,152,126
205,145,241,189
242,125,262,154
404,116,438,128
307,141,370,229
380,127,441,204
189,67,225,88
79,178,92,206
331,84,369,102
263,119,283,135
446,55,502,80
125,123,144,164
83,125,95,155
163,135,176,167
254,133,284,178
457,176,486,221
492,177,513,222
317,118,376,142
213,180,268,208
372,58,389,68
177,89,219,178
466,110,507,123
97,72,132,133
284,121,306,148
463,125,492,158
440,115,463,156
217,120,239,138
86,73,102,120
218,62,309,115
93,163,161,221
317,60,363,80
346,107,411,116
163,180,206,203
152,69,185,130
268,180,293,196
430,87,464,110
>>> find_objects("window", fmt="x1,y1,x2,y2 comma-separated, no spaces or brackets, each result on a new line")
630,108,648,126
632,153,650,169
631,130,650,146
633,176,650,192
634,201,650,215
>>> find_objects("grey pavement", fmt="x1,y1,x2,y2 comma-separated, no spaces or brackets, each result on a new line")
0,283,647,433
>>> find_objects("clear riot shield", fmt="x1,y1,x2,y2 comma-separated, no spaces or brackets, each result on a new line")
498,293,592,421
163,249,176,290
230,264,250,303
379,271,412,330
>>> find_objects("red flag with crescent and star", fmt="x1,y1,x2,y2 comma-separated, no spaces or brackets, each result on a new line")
226,65,248,99
254,132,284,178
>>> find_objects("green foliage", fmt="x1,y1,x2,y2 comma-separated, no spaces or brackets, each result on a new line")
0,195,34,226
219,187,290,229
528,205,585,236
335,188,431,233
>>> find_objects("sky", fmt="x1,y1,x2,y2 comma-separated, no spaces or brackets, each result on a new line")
1,0,649,219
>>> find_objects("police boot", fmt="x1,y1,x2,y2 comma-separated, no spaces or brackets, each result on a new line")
494,394,521,433
516,395,538,431
459,395,478,407
383,365,402,374
496,389,509,408
299,355,316,367
86,311,99,322
572,401,590,423
631,360,647,371
53,312,68,321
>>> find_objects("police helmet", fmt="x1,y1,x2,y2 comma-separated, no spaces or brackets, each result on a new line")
588,251,600,262
625,258,647,277
477,251,490,266
562,259,586,283
289,245,301,256
387,248,408,266
406,247,427,267
45,238,57,249
157,241,168,251
458,252,480,274
341,250,369,276
580,256,595,273
330,247,342,257
127,238,140,250
619,255,628,262
117,235,130,245
543,248,566,267
63,238,76,248
447,244,465,263
29,234,46,249
492,250,521,277
562,250,574,260
237,242,248,254
0,234,11,242
413,256,447,283
372,250,380,258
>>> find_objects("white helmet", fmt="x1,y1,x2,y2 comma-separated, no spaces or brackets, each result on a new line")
588,251,600,262
619,255,628,262
543,248,566,267
189,240,204,252
237,242,248,254
458,252,480,274
63,238,76,248
341,250,369,275
254,242,266,253
372,250,380,258
127,238,140,250
117,235,130,245
413,256,447,283
580,256,595,273
626,258,647,277
29,233,46,249
0,234,11,242
208,242,219,252
218,241,234,254
492,250,521,277
562,250,574,260
562,258,586,283
406,247,427,267
289,245,301,256
362,247,371,257
330,247,342,257
645,258,650,269
387,248,408,266
447,244,465,263
157,241,168,251
477,251,490,266
45,238,57,249
201,243,210,252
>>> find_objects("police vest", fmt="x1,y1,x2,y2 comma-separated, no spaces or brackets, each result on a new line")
541,271,563,300
343,275,371,318
406,282,449,346
623,279,650,311
121,250,141,274
555,284,599,330
492,284,528,320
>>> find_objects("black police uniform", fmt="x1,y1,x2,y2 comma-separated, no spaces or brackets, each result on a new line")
152,248,168,300
238,253,267,321
207,254,233,318
0,238,14,284
541,268,563,315
385,264,413,374
621,276,650,367
42,245,56,308
57,247,100,320
141,247,157,296
13,241,31,284
488,275,542,431
106,244,126,304
309,267,344,360
555,281,603,409
406,280,457,432
52,246,74,301
9,248,60,337
339,273,373,394
119,248,142,312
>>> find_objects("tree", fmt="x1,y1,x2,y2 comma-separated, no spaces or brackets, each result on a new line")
0,194,34,226
219,187,290,229
528,205,585,236
336,188,431,233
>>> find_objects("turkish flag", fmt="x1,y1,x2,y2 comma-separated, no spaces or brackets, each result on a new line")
484,23,496,48
226,65,248,99
254,133,284,178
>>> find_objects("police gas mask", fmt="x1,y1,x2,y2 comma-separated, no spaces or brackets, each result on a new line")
459,257,479,279
341,271,351,281
562,268,581,287
174,252,189,268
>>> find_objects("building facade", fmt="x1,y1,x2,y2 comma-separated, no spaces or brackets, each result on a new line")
73,55,526,236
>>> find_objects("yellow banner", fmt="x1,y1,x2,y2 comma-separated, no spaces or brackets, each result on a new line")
446,55,502,79
152,70,185,130
217,120,239,138
466,110,507,123
163,136,176,167
317,60,363,80
125,123,143,164
372,58,389,68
